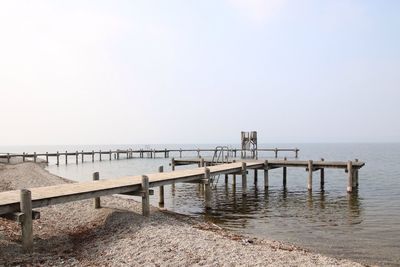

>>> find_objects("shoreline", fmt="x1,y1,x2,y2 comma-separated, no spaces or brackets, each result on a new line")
0,161,365,266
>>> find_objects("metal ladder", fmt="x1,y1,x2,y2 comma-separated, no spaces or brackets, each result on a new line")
209,146,231,189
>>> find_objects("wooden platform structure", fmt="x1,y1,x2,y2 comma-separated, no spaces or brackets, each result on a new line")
0,147,299,165
0,158,364,252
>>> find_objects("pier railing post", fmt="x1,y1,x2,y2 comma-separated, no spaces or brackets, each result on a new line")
99,150,102,161
264,160,269,189
204,168,211,209
308,160,313,191
179,148,182,158
109,150,112,161
274,148,278,158
81,150,84,163
158,166,164,208
93,172,100,209
46,152,49,163
20,189,33,253
295,148,299,158
141,175,150,216
347,161,353,193
242,162,247,196
75,151,78,165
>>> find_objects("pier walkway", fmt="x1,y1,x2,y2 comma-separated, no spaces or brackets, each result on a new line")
0,159,364,252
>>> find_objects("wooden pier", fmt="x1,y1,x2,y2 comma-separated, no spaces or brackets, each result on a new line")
0,147,300,165
0,158,364,252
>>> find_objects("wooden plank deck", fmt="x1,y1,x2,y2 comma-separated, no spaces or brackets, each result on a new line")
173,158,365,169
0,161,262,216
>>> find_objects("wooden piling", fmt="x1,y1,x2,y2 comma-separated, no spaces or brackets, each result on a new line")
254,169,258,185
355,159,359,187
92,150,94,162
242,162,247,196
81,150,84,163
33,152,37,163
20,189,33,253
93,172,100,209
347,161,353,193
56,151,59,166
264,160,269,189
200,158,205,168
274,148,278,158
22,152,25,162
109,150,112,161
204,168,211,209
320,158,325,188
308,160,313,191
158,166,164,208
283,157,287,188
141,175,150,216
171,158,175,171
197,148,200,158
295,148,299,158
46,152,49,163
65,151,68,165
75,151,78,164
179,149,182,158
99,150,102,161
7,153,10,163
225,174,229,184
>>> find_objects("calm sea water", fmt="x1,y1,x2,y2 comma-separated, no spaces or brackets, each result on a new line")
1,144,399,266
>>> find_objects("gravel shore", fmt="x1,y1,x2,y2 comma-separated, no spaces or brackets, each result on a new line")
0,161,364,266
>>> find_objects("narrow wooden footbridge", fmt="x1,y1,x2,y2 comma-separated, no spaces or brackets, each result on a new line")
0,159,364,252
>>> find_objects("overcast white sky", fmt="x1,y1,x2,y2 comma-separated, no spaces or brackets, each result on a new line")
1,0,399,145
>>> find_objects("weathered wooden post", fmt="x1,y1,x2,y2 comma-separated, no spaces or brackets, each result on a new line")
264,160,269,189
242,162,247,196
46,152,49,163
20,189,33,253
81,150,84,163
141,175,150,216
171,158,175,171
225,174,229,184
99,150,102,161
179,148,182,158
65,151,68,165
109,150,112,161
158,166,164,208
347,161,353,193
33,152,37,163
204,168,211,209
308,160,313,191
75,151,78,164
56,151,59,166
93,172,100,209
295,148,299,158
355,159,359,187
164,148,167,158
320,158,325,189
92,150,94,162
200,158,205,168
197,148,200,158
254,169,258,185
283,157,287,188
7,153,10,163
22,152,25,162
274,148,278,158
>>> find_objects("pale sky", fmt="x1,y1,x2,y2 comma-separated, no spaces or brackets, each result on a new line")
1,0,399,145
